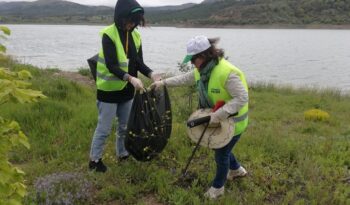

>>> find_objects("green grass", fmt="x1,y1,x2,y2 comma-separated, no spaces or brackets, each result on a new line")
1,57,349,205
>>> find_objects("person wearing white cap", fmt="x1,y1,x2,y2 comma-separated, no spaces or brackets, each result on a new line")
151,35,249,199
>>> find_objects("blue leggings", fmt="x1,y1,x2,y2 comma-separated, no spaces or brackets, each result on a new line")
212,134,241,188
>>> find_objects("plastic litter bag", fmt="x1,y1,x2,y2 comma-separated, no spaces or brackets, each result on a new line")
125,87,172,161
87,54,98,81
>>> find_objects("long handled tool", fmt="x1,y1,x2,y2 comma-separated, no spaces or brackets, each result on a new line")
181,115,211,177
181,101,227,177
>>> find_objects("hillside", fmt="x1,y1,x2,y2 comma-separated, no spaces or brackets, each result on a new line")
0,0,195,24
0,0,350,26
0,0,113,17
0,0,114,24
147,0,350,26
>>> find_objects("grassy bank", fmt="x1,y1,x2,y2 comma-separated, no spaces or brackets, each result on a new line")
1,57,349,205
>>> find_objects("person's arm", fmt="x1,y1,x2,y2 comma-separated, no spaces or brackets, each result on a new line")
150,70,195,89
102,34,129,81
213,73,249,119
163,71,195,87
136,45,153,78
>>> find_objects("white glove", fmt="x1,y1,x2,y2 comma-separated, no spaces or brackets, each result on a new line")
129,77,145,92
150,80,165,90
150,72,163,82
209,112,220,127
209,108,228,126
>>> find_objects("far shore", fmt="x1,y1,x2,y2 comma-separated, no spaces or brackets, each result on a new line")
2,22,350,30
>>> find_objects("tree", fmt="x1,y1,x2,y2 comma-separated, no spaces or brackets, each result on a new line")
0,25,46,205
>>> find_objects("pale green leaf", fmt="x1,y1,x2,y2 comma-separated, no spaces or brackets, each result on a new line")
0,68,16,80
17,70,32,80
1,121,17,135
0,90,11,103
13,88,47,104
0,162,12,184
0,26,11,36
18,131,30,149
7,199,22,205
8,121,20,130
0,173,11,185
9,133,22,147
0,44,6,53
0,184,12,196
13,80,31,89
14,167,25,175
0,34,8,40
13,182,26,197
0,80,15,103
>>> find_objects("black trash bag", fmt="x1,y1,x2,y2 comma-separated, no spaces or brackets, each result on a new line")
125,87,172,161
87,54,98,81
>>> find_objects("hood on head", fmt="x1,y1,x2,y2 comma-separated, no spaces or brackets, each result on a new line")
114,0,144,29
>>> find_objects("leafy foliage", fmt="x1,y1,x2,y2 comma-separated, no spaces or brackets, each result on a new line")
0,26,11,53
304,108,330,121
0,68,46,104
0,26,46,205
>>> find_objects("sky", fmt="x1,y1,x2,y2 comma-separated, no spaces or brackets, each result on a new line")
0,0,205,7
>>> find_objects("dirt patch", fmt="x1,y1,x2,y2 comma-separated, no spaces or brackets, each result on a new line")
54,71,95,87
175,171,199,188
142,195,164,205
342,177,350,184
106,195,164,205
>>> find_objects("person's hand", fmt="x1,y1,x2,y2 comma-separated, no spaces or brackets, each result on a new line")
150,72,163,82
209,112,221,127
129,76,145,92
209,108,228,127
150,80,165,90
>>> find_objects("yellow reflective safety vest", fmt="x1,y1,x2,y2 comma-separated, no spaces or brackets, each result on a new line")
194,58,249,136
96,24,141,91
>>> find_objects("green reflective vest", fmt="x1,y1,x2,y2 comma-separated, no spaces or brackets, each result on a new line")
194,58,249,136
96,24,141,91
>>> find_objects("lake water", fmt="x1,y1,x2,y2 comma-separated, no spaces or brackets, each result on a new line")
4,24,350,92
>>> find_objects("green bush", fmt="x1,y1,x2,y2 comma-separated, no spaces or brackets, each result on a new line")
1,25,46,205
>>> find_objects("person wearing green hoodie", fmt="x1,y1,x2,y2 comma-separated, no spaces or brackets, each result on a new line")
89,0,160,172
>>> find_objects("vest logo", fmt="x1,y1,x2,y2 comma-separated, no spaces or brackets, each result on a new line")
211,88,221,94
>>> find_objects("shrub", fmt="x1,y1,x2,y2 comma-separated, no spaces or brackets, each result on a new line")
0,25,46,205
304,109,330,121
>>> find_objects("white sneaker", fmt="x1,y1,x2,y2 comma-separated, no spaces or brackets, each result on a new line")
227,166,247,180
204,186,224,199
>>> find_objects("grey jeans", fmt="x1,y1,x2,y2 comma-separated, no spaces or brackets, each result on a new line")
90,100,133,161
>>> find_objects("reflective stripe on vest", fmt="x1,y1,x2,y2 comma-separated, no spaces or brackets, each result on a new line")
96,71,121,81
194,58,249,136
97,57,128,68
96,24,141,91
233,111,248,123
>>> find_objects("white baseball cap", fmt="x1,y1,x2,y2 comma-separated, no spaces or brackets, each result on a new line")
182,35,211,64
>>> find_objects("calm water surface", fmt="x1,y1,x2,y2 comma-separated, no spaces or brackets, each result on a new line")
4,24,350,92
